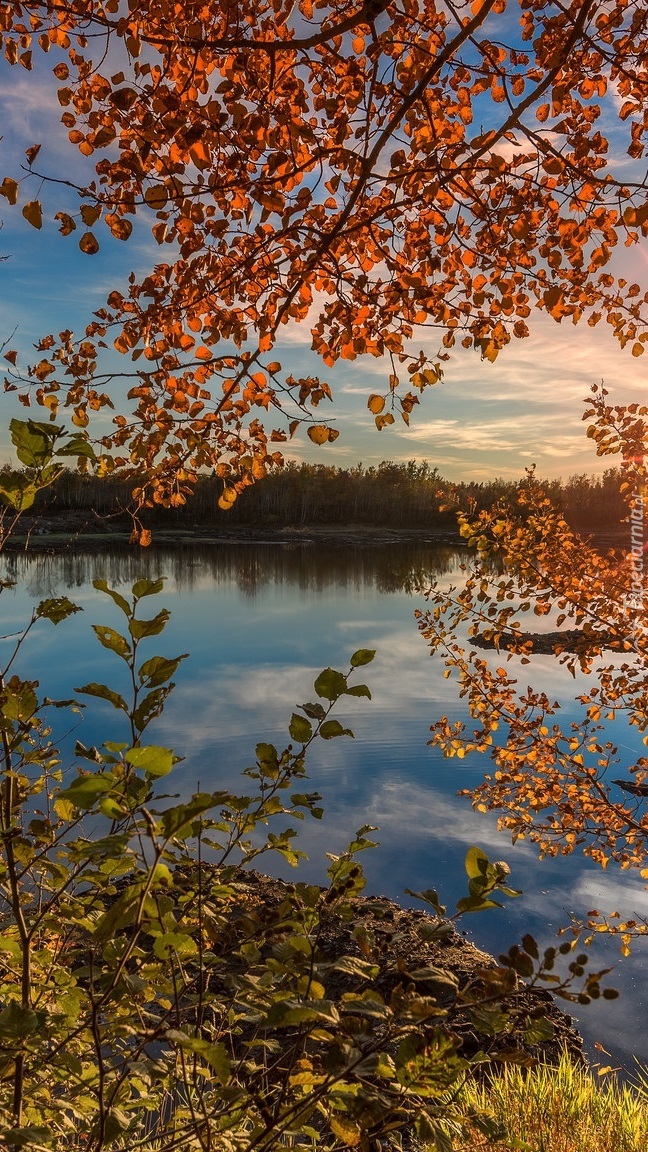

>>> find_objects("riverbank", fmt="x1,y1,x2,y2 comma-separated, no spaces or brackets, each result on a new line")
1,519,631,553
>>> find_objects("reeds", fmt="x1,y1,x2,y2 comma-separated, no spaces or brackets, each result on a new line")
453,1052,648,1152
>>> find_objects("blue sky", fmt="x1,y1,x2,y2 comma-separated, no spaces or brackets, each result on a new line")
1,49,647,483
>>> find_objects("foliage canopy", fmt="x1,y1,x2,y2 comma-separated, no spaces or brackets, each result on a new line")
1,0,648,514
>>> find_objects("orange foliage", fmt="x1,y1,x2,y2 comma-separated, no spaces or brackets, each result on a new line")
0,2,647,507
417,385,648,946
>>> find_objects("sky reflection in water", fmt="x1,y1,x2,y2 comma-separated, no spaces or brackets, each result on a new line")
0,542,646,1072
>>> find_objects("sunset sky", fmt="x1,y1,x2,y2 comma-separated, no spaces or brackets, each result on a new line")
1,54,647,483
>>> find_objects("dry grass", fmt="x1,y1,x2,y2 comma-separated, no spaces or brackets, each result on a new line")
452,1052,648,1152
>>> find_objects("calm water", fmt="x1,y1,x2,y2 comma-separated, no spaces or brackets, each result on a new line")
1,542,646,1071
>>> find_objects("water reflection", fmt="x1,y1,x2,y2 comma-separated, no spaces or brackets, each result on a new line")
2,541,467,600
0,541,644,1072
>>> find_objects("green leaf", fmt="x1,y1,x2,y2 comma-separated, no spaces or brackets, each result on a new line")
153,931,198,960
132,577,164,599
56,434,96,460
129,609,170,640
10,418,53,467
319,719,354,740
314,667,347,700
138,653,188,687
132,687,172,733
265,1000,340,1028
59,773,115,810
289,713,313,743
36,597,82,625
125,744,174,777
456,895,501,913
2,1126,54,1149
345,683,371,698
464,846,490,881
301,701,326,720
166,1032,231,1083
93,886,142,943
92,579,131,616
92,624,131,659
0,679,38,724
160,793,217,839
256,742,278,766
75,682,128,712
0,1001,45,1039
405,887,447,917
0,473,37,511
524,1016,555,1044
350,649,376,667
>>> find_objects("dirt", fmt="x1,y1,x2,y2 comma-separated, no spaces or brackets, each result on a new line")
224,868,585,1069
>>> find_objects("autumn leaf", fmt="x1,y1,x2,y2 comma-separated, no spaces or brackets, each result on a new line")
80,204,102,227
22,200,42,229
0,177,18,204
375,412,395,430
307,425,331,445
79,231,100,254
25,144,41,166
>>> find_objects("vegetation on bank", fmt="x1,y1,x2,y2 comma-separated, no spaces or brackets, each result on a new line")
455,1053,648,1152
8,460,627,533
0,417,645,1152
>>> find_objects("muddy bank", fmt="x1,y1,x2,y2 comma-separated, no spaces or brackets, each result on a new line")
225,868,584,1069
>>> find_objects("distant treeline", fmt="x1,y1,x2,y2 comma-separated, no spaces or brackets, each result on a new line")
18,460,626,530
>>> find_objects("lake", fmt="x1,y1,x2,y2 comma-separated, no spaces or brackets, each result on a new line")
1,540,646,1072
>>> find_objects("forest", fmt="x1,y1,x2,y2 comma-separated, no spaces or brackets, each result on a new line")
10,460,628,533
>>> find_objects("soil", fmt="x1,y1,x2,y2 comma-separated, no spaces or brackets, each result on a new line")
227,868,584,1069
3,520,466,551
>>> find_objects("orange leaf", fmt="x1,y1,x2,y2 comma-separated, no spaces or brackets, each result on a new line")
55,212,76,235
218,486,237,509
0,177,18,205
22,200,42,229
144,184,169,209
79,231,100,254
80,204,102,226
368,394,385,415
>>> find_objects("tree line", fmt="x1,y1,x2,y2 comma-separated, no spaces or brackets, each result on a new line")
17,460,627,532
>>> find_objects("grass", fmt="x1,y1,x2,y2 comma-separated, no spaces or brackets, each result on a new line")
452,1052,648,1152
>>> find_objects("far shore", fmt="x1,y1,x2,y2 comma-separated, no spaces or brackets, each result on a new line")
1,519,631,554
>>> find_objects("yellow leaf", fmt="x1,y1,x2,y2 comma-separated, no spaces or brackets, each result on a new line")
0,177,18,204
42,395,59,416
375,412,395,430
329,1116,361,1147
218,486,237,510
307,425,329,445
72,407,89,427
22,200,42,229
367,394,385,415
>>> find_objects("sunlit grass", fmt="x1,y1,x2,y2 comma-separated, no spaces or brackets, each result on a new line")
452,1052,648,1152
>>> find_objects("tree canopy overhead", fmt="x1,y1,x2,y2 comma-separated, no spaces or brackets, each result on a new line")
1,1,648,514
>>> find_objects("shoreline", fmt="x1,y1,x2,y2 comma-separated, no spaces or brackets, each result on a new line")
1,520,630,553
